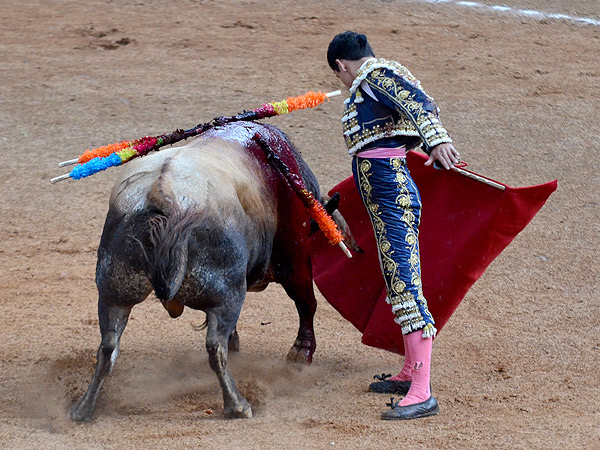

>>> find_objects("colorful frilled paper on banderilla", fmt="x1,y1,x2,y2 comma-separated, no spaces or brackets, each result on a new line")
309,151,557,355
53,90,339,182
52,89,351,256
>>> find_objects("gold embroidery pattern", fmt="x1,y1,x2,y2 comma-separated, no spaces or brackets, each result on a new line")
350,59,423,94
356,158,436,336
341,59,451,155
367,71,451,150
342,107,419,155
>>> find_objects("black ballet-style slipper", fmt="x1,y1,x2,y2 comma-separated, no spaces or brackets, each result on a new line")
368,373,411,395
381,396,439,420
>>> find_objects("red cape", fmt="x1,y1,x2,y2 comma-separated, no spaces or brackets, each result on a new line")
309,152,557,354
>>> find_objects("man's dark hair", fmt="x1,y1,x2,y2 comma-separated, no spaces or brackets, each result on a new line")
327,31,375,71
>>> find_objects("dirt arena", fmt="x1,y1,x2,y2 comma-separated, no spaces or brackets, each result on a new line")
1,0,598,448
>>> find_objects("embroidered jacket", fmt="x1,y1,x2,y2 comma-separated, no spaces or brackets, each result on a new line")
342,58,452,156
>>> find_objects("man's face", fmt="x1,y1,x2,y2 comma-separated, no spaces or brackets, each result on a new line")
333,70,354,89
334,60,355,89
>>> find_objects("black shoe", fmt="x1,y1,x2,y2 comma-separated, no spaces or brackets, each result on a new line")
368,379,411,395
381,396,439,420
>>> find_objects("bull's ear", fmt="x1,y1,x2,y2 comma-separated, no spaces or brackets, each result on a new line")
324,192,340,215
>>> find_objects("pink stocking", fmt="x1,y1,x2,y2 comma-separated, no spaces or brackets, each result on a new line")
398,331,432,405
388,333,412,381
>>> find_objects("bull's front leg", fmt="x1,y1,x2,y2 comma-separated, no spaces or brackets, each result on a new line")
205,305,251,419
69,298,132,422
281,261,317,365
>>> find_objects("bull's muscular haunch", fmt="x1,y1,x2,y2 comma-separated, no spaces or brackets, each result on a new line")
69,122,334,421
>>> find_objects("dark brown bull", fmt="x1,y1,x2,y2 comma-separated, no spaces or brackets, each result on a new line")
68,121,338,421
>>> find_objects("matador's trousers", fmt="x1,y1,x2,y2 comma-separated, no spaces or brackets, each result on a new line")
352,156,437,337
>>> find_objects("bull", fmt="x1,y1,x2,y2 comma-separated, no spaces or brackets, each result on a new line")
68,121,348,422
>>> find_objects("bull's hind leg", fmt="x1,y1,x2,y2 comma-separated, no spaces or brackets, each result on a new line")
205,304,251,419
281,260,317,365
68,298,132,422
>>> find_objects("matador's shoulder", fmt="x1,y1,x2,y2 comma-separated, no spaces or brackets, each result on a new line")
349,58,424,94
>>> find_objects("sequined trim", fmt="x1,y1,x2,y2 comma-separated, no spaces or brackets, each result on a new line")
350,59,423,94
343,117,420,156
354,90,364,103
341,109,358,122
341,58,452,154
343,125,361,136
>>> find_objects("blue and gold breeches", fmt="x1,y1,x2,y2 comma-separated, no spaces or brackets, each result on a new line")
352,156,437,337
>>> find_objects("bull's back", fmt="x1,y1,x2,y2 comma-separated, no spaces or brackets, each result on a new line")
109,137,277,229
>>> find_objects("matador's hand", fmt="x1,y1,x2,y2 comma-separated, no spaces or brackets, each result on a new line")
425,143,461,170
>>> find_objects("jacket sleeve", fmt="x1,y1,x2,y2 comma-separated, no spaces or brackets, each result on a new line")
364,68,452,153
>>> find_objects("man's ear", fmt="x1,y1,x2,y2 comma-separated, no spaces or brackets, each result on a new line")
335,59,348,73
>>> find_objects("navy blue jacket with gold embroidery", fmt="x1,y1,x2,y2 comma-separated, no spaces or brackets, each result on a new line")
342,58,452,156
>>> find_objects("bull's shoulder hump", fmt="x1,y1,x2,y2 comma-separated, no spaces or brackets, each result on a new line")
171,138,276,218
108,137,271,215
175,138,267,182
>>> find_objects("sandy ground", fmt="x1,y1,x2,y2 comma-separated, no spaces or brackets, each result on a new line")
1,0,599,448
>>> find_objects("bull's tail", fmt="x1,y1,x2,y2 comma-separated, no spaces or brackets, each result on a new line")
141,207,201,306
133,160,204,312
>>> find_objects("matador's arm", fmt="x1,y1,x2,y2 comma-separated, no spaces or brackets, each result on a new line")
364,68,452,153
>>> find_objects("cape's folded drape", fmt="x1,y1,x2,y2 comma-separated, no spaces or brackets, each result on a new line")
309,152,557,354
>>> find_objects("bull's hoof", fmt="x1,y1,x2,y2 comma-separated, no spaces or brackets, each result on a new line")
68,399,95,423
286,339,314,365
224,403,252,419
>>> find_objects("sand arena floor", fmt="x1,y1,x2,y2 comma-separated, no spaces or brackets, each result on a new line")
1,0,598,448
